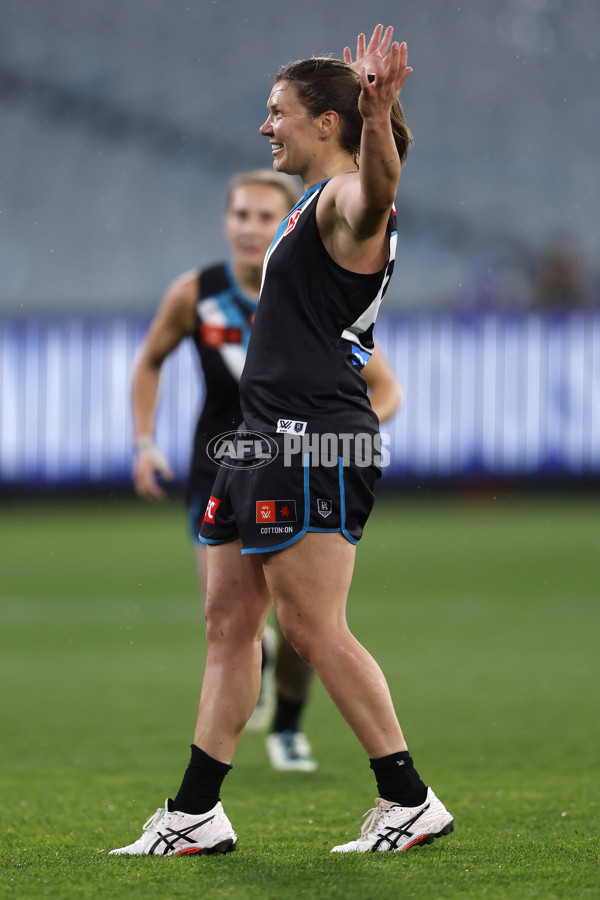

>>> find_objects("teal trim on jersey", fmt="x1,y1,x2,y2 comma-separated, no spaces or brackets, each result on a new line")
210,288,253,352
265,179,330,259
241,453,312,555
224,260,259,314
215,288,251,323
350,343,372,369
339,457,360,545
194,260,257,353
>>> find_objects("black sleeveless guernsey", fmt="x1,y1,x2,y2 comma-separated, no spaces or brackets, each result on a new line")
239,177,397,440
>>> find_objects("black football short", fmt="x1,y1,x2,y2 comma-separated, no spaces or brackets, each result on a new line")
187,484,213,545
198,433,379,554
185,427,226,545
185,456,220,545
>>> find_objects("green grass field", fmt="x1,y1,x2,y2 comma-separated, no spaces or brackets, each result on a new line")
0,489,598,899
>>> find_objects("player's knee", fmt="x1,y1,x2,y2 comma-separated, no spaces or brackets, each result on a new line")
277,616,314,666
204,596,236,644
205,592,266,647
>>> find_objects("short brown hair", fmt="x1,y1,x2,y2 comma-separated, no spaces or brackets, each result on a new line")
226,169,301,212
275,57,412,165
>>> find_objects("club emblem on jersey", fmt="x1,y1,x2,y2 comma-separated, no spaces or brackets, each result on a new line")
283,208,302,237
317,499,333,518
276,418,307,436
204,495,221,524
256,500,297,524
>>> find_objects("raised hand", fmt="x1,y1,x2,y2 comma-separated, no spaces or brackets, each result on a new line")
343,24,394,72
343,25,412,115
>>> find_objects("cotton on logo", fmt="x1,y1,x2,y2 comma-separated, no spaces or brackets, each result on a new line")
204,496,221,524
283,208,301,237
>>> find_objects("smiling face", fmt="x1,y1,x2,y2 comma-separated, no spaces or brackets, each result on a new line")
224,183,292,268
259,81,321,179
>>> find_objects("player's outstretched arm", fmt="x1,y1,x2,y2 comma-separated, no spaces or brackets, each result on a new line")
132,271,197,501
337,25,412,239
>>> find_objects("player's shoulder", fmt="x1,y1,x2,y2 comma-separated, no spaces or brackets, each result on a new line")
157,268,200,335
162,262,231,326
316,171,361,226
198,261,231,301
320,170,359,201
165,268,200,302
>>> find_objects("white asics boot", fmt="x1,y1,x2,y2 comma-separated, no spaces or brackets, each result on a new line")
331,787,454,853
109,799,237,856
266,730,318,772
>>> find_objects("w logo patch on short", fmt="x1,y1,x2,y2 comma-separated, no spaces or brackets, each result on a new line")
256,500,297,523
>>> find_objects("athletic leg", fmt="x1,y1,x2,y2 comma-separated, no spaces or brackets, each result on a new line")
262,532,453,852
110,539,269,855
193,539,272,761
263,532,406,759
193,542,207,594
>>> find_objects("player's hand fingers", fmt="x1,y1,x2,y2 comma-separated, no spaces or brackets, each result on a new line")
380,42,412,94
393,42,413,91
146,484,168,502
356,31,366,61
365,24,384,55
377,25,394,58
133,452,173,500
134,474,168,502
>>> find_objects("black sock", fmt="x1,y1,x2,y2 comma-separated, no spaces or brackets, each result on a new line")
272,696,303,734
369,751,427,807
171,745,232,814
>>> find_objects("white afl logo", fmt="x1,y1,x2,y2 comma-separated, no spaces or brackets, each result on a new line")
206,430,279,469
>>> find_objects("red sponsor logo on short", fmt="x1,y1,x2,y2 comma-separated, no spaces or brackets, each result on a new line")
256,500,297,524
204,495,221,524
256,500,275,523
283,208,301,237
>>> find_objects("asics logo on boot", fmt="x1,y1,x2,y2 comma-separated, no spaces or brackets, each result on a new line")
149,814,215,855
372,804,431,852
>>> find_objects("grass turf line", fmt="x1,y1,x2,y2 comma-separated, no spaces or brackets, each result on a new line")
0,491,598,898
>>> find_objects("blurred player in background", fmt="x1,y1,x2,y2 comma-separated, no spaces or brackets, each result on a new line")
131,168,402,772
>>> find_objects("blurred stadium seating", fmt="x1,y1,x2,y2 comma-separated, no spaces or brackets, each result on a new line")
0,0,598,312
